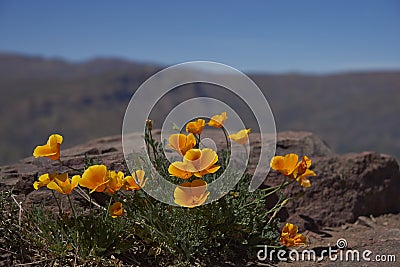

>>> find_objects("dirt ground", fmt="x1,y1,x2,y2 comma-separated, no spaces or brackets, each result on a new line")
256,213,400,267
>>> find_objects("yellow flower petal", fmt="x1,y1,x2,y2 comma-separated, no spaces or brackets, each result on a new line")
168,162,193,179
71,175,80,188
46,180,64,194
123,170,148,190
46,173,78,194
133,169,148,188
123,176,139,190
184,149,202,162
186,119,205,135
292,156,312,177
47,134,63,146
109,202,124,218
270,154,299,176
174,180,210,208
271,154,316,187
190,179,208,197
33,173,52,189
228,129,251,145
184,148,218,173
280,223,306,247
296,169,316,187
80,165,109,193
169,148,220,178
33,134,63,160
33,145,57,157
294,234,307,245
208,112,227,128
168,133,196,155
104,171,124,194
195,165,220,177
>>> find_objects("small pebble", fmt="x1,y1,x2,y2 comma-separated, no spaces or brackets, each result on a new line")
369,214,376,222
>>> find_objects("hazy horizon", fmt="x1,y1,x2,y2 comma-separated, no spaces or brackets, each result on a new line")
1,1,399,73
2,51,400,76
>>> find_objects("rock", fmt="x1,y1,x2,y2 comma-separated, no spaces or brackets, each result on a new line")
275,131,334,157
268,152,400,228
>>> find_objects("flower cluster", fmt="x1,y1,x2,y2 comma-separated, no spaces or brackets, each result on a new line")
32,114,315,252
280,223,307,247
270,153,316,187
32,134,147,218
34,172,80,195
79,165,147,194
167,112,251,208
269,154,317,247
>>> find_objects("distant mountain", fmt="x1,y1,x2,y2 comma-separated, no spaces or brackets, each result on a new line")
0,53,161,79
0,53,399,164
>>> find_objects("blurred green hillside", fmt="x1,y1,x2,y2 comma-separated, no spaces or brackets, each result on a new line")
0,53,399,164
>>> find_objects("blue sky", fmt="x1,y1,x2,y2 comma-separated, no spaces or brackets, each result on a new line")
0,0,399,73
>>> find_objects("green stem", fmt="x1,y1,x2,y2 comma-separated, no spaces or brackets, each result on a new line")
148,128,159,161
89,193,92,213
51,190,63,216
221,127,230,151
104,197,113,220
267,202,283,225
265,181,296,224
67,194,77,219
193,134,201,149
261,178,296,193
75,187,103,209
240,180,291,210
145,124,152,158
260,180,289,197
88,193,93,247
220,127,231,168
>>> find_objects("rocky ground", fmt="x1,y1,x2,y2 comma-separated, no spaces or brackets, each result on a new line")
0,131,399,266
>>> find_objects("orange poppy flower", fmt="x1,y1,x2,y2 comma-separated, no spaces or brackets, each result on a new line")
168,161,194,179
270,154,316,187
174,179,210,208
208,112,227,128
33,134,63,160
79,165,109,193
104,171,125,194
228,129,251,145
123,170,148,191
186,119,205,135
168,133,196,155
109,202,124,218
280,223,307,247
46,173,80,195
168,148,220,179
270,153,299,176
33,172,58,190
